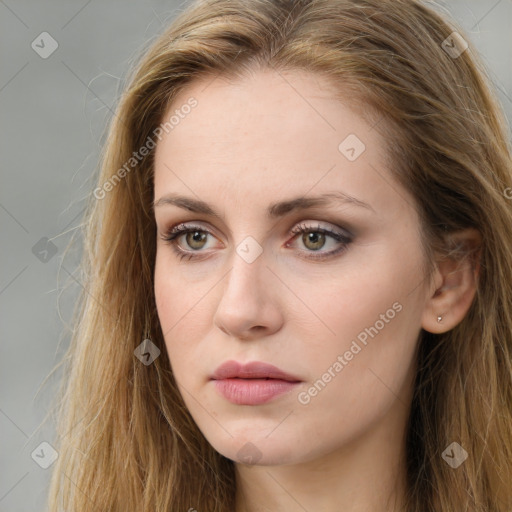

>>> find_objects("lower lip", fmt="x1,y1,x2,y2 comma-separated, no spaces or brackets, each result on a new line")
213,378,300,405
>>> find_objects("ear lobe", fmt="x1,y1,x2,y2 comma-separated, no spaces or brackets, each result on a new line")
421,228,481,334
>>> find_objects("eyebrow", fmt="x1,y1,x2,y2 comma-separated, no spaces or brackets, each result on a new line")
153,191,376,218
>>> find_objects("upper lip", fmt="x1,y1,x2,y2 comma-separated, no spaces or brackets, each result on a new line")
211,360,302,382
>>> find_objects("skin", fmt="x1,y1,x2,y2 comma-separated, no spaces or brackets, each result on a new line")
153,68,479,511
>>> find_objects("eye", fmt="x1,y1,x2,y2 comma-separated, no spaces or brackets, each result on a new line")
286,222,352,260
159,221,352,261
160,223,217,261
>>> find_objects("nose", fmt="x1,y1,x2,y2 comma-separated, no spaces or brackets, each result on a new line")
213,248,284,341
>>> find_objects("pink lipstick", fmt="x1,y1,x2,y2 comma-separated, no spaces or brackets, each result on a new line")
210,360,302,405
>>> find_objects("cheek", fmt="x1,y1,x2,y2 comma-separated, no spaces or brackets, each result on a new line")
154,254,211,378
290,293,419,457
292,268,401,354
290,247,423,404
154,256,188,368
294,284,417,402
154,252,197,332
154,259,173,334
154,248,216,317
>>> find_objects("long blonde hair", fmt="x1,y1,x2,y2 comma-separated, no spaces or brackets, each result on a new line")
47,0,512,510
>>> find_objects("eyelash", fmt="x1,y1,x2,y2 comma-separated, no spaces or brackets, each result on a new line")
160,222,352,262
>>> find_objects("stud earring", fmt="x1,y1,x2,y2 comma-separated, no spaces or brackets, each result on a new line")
437,315,442,323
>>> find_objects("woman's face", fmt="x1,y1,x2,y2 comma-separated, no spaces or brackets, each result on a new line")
153,68,431,466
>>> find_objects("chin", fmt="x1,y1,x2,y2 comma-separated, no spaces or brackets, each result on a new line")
205,429,314,467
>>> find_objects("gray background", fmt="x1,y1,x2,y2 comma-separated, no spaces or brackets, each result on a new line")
1,1,511,510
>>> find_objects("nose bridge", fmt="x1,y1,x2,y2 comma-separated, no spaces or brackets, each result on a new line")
225,239,267,299
213,238,282,338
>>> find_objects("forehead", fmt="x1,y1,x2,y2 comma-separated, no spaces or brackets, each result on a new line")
153,68,396,217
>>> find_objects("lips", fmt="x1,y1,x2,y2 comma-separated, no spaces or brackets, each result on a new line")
210,360,301,382
210,360,302,405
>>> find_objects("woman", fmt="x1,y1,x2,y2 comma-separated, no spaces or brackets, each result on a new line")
47,0,512,510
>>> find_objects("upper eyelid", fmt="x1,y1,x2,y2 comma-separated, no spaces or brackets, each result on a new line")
163,220,348,239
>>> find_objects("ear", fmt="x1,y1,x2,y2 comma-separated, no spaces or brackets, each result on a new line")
421,228,481,334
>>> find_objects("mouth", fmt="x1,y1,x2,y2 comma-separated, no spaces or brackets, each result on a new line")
210,360,302,405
